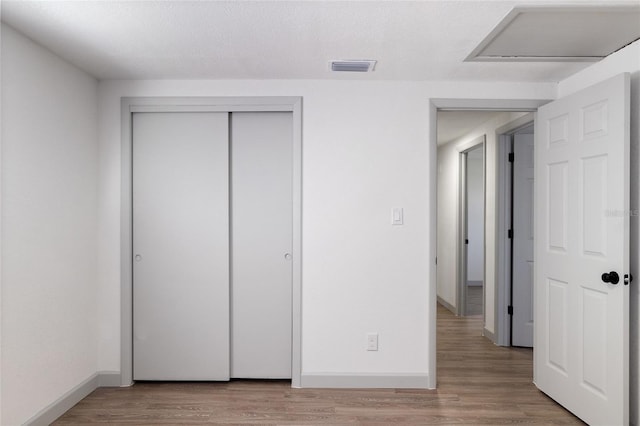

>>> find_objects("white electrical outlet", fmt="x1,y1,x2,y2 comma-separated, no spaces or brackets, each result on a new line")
367,333,378,351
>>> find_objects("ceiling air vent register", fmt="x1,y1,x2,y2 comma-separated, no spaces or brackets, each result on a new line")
330,60,377,72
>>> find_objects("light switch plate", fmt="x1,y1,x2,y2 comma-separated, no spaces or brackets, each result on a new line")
392,207,403,225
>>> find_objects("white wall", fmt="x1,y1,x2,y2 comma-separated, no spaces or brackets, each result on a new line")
436,112,528,332
1,24,99,425
96,80,554,379
557,39,640,426
0,15,4,426
466,149,484,282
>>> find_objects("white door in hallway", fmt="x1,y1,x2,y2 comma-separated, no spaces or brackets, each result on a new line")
534,73,629,425
512,132,534,348
231,112,293,378
133,112,231,380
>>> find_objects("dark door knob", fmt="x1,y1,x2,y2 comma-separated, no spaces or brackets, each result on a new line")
601,271,620,285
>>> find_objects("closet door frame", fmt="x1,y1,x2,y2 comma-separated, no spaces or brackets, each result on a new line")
120,97,303,387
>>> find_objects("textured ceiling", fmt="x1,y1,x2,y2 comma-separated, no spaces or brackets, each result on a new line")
2,0,637,81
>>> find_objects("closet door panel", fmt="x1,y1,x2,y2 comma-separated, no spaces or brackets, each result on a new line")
231,112,293,378
133,112,230,380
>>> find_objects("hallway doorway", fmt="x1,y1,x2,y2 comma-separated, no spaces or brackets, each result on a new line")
462,144,485,317
435,109,535,343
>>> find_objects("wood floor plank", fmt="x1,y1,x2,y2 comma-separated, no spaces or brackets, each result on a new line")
53,304,583,425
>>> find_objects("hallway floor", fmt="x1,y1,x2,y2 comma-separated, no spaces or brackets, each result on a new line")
53,304,582,425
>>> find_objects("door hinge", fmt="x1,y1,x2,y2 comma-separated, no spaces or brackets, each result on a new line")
507,305,513,315
465,239,469,244
508,229,513,239
508,152,514,163
435,257,438,265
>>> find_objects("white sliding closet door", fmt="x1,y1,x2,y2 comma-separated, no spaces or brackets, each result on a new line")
133,112,230,380
231,112,293,378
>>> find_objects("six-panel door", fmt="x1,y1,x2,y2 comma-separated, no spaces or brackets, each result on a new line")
534,73,630,425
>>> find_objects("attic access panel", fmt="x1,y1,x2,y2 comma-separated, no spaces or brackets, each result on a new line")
466,6,640,62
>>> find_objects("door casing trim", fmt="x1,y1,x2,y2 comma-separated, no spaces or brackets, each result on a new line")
120,97,303,387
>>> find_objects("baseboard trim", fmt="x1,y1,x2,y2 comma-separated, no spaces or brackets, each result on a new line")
300,373,430,388
22,371,429,423
483,327,496,343
23,371,120,426
437,296,456,314
98,371,122,387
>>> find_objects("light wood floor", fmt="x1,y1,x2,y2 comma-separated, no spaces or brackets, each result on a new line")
54,304,583,425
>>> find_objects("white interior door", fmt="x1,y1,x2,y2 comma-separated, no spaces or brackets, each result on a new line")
133,112,230,380
534,73,629,425
512,132,534,347
231,112,293,378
